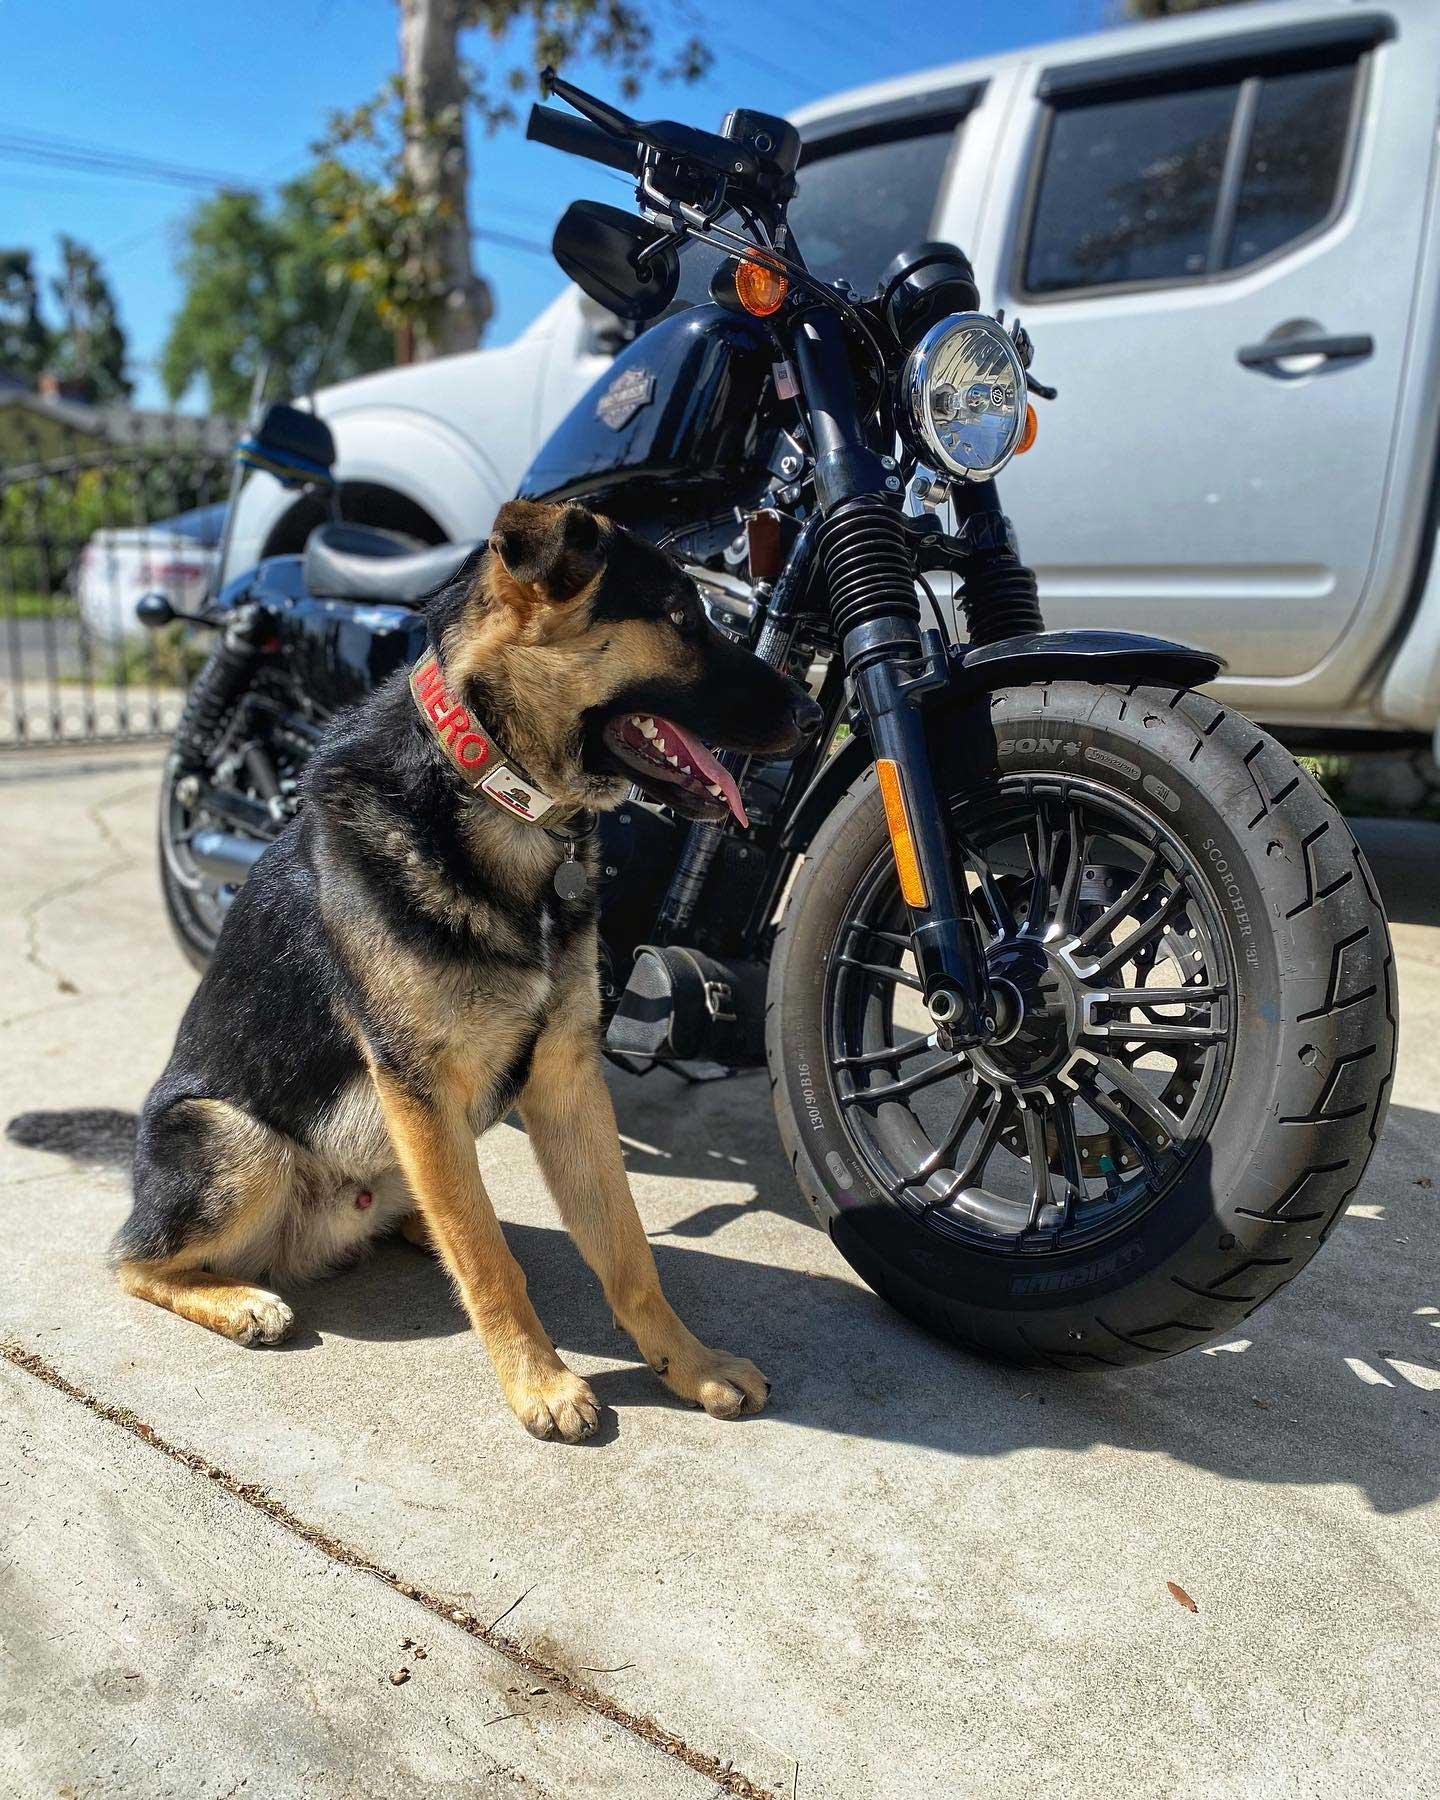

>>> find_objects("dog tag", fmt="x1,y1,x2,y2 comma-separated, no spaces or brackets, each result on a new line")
553,843,589,901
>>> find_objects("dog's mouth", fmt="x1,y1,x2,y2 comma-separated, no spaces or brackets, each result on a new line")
601,714,748,827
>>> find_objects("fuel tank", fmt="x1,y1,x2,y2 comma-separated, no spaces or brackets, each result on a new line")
517,304,777,530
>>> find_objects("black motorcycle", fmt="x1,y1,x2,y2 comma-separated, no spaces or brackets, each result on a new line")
145,70,1395,1368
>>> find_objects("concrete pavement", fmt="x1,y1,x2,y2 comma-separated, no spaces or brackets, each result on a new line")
2,747,1438,1798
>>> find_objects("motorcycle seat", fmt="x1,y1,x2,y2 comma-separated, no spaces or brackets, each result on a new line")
303,523,479,605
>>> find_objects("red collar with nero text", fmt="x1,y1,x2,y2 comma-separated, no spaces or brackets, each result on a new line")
409,652,563,827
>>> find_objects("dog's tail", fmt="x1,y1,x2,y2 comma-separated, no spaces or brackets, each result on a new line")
5,1107,137,1170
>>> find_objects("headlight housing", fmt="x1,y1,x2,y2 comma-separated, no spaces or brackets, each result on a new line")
899,313,1027,482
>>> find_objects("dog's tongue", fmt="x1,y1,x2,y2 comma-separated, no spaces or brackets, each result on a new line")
656,718,749,828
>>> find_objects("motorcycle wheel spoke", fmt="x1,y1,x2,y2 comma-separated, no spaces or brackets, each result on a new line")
1072,846,1162,953
914,1078,985,1179
1023,805,1055,935
1093,1018,1223,1046
835,953,922,991
1051,1093,1087,1229
1083,883,1185,983
1053,803,1088,937
963,839,1017,940
1020,1100,1051,1230
832,1034,936,1073
1081,1080,1162,1173
1080,983,1225,1048
840,1054,960,1109
1091,1052,1187,1145
952,1091,1006,1185
927,1091,1006,1206
842,921,912,953
1093,984,1222,1008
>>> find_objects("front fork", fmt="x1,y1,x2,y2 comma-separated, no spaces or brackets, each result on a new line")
851,647,1002,1045
786,301,1032,1048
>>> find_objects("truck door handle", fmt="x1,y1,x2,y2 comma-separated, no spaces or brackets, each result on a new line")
1237,333,1374,372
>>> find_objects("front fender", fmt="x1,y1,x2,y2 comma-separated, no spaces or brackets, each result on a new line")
781,628,1223,853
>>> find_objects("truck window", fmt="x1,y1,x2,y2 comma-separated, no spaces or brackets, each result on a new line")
1025,83,1238,292
1022,57,1360,298
1225,63,1355,270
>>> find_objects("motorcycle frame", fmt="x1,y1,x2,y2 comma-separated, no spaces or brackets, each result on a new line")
647,285,1221,1052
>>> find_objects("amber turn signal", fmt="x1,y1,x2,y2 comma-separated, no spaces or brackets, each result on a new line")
735,254,789,317
875,758,928,909
1016,401,1038,455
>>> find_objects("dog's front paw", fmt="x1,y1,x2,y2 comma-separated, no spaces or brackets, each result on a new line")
225,1290,295,1347
655,1345,770,1419
507,1366,602,1442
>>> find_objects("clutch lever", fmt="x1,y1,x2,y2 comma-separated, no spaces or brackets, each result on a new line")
541,66,637,141
996,311,1058,402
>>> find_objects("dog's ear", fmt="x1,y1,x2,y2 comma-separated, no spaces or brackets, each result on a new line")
489,500,604,604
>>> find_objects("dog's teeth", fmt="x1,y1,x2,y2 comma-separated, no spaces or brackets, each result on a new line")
666,754,680,767
637,718,658,739
708,783,724,797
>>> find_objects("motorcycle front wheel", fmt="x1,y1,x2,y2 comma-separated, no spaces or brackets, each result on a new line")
767,682,1396,1367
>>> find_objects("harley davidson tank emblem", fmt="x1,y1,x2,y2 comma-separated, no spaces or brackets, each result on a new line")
597,367,655,430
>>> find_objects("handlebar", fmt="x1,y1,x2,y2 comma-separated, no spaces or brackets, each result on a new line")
526,104,637,176
537,65,759,187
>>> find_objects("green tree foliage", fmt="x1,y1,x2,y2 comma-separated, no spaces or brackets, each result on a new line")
320,0,709,358
48,236,132,403
0,250,51,386
160,168,394,416
2,240,132,400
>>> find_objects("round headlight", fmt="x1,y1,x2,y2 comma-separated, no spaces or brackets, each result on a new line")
900,313,1027,482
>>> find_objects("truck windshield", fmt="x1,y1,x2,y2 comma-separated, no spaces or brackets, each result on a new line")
789,128,957,293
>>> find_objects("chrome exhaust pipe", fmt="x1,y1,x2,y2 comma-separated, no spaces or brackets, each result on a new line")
188,829,268,886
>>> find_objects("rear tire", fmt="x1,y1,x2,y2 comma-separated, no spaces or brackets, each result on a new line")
767,683,1396,1368
159,819,219,974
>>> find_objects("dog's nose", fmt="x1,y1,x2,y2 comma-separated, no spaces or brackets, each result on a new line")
789,692,824,739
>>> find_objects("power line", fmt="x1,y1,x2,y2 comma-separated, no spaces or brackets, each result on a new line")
471,225,554,258
724,43,829,99
0,128,259,193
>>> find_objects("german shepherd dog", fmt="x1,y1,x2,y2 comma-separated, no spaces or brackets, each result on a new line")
117,500,817,1440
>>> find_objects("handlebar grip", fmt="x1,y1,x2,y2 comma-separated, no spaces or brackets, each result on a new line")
526,104,636,176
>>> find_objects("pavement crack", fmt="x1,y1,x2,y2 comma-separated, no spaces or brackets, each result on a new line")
1,1340,777,1800
16,785,146,997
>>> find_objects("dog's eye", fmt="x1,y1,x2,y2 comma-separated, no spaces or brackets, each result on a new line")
668,608,688,629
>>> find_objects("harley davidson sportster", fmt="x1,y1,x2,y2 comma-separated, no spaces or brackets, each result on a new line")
144,71,1395,1367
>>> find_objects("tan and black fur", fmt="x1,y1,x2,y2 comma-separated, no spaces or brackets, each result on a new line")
117,500,812,1439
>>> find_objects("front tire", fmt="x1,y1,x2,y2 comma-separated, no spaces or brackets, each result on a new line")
767,683,1396,1368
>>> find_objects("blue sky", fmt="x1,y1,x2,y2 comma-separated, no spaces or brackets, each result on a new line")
2,0,1105,408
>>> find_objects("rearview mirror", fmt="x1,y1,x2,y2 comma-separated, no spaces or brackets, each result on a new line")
552,201,679,323
237,402,337,490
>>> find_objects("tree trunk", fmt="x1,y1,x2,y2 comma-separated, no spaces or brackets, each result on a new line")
398,0,492,359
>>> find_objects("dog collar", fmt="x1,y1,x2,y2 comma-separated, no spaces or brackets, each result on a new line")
409,652,565,827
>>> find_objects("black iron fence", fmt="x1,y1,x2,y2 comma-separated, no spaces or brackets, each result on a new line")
0,403,234,748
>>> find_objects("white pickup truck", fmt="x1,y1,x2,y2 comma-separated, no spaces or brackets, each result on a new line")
223,0,1440,756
